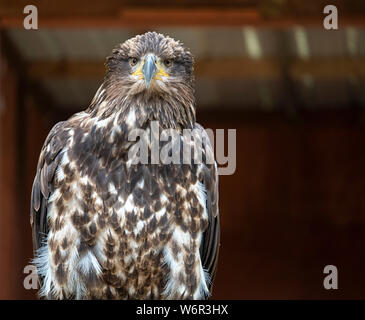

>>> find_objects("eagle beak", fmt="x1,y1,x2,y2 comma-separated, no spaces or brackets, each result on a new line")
142,54,157,88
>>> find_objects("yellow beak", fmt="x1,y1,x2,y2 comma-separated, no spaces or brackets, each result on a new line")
132,54,169,87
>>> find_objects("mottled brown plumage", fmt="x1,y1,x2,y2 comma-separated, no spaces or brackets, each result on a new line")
31,32,219,299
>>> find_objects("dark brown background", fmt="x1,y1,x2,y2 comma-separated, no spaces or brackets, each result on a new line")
1,0,365,299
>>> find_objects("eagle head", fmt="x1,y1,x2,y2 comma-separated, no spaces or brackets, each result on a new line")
105,32,194,97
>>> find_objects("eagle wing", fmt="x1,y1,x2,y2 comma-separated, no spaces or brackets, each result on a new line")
194,123,220,294
30,121,69,255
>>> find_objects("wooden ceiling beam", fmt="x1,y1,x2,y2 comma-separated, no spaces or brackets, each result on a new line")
26,58,365,80
26,58,282,79
1,1,365,28
290,58,365,79
0,31,58,112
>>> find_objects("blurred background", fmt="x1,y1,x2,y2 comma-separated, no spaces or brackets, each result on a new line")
1,0,365,299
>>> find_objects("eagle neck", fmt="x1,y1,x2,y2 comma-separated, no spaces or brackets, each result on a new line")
87,83,196,132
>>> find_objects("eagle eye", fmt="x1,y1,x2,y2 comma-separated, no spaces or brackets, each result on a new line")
129,57,139,66
164,59,173,67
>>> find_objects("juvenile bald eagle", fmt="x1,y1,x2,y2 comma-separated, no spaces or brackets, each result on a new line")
31,32,220,300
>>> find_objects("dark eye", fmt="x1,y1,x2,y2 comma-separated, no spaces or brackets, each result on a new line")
164,59,173,67
129,57,139,66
